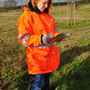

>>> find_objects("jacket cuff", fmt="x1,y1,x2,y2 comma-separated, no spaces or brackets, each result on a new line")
41,35,48,45
41,35,44,44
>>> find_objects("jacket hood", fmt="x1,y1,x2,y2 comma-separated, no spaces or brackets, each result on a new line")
28,2,49,14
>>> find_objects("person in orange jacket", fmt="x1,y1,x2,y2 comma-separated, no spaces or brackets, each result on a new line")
17,0,61,90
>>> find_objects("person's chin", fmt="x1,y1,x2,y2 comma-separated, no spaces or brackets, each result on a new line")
41,10,44,12
41,9,45,12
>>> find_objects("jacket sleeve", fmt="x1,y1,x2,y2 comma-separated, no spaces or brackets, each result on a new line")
17,14,42,47
49,14,60,37
53,24,62,43
50,14,62,43
53,23,60,37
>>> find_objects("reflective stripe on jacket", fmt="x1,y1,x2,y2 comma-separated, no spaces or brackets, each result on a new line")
17,7,60,74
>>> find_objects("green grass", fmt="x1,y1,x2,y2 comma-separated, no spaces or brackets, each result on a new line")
0,4,90,90
55,20,90,30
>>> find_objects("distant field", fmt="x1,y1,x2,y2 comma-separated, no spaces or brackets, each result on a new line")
0,4,90,90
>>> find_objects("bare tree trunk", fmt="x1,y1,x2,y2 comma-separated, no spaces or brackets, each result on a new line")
74,2,76,25
67,3,69,25
70,2,73,26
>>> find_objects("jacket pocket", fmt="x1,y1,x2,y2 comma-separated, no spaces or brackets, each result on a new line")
32,48,49,71
33,24,46,35
50,47,60,69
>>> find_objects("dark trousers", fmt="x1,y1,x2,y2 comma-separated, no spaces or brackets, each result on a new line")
30,73,52,90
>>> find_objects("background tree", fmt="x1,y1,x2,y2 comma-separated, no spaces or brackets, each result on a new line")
4,0,17,9
67,0,77,26
20,0,24,9
81,0,90,3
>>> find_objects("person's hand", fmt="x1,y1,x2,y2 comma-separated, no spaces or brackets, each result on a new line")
46,38,54,44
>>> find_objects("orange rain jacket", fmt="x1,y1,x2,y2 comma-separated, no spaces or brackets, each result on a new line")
18,4,60,74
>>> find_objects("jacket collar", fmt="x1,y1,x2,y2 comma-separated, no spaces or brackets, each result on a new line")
28,2,49,14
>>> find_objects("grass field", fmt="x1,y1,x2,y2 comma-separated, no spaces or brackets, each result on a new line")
0,4,90,90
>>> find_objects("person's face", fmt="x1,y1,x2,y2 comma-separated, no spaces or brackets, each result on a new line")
37,0,49,12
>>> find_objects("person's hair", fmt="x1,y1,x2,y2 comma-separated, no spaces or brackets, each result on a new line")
28,0,53,10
